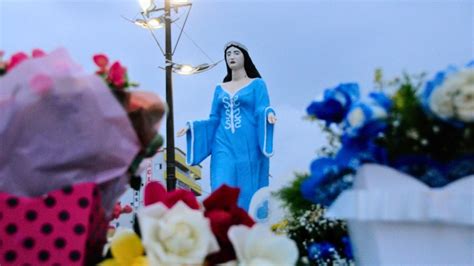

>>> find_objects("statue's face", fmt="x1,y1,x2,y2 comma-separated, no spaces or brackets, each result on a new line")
226,46,245,70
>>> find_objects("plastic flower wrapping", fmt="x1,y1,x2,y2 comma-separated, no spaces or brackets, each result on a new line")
0,48,142,207
101,182,299,266
0,48,165,265
0,48,166,202
303,61,474,207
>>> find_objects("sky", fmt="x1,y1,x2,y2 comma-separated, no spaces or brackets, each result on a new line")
1,0,473,196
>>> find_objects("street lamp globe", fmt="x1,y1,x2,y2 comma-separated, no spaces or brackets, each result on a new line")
147,18,164,29
177,64,194,75
138,0,154,12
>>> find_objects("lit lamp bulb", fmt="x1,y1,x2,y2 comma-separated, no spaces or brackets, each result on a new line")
138,0,154,12
177,64,194,75
147,18,163,29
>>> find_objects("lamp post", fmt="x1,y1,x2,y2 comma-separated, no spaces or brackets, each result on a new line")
163,0,176,192
135,0,219,191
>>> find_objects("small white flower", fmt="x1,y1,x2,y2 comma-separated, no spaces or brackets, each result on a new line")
406,129,419,140
228,224,298,266
429,69,474,122
138,202,219,266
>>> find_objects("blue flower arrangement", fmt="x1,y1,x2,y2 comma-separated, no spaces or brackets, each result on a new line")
303,61,474,207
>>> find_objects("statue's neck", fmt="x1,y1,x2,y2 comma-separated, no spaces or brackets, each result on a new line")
231,68,248,81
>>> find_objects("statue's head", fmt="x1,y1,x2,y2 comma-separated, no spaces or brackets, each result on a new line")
223,41,261,82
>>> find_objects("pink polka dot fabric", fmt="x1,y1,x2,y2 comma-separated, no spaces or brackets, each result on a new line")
0,182,109,265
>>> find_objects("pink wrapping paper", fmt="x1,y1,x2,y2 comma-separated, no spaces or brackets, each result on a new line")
0,48,140,197
0,182,109,265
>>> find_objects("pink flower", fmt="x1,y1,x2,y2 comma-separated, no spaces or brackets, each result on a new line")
0,50,4,59
7,52,28,71
93,54,109,68
93,54,109,75
107,61,127,89
32,49,46,58
29,74,53,95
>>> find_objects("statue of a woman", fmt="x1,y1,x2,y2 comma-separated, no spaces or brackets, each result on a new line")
178,41,277,210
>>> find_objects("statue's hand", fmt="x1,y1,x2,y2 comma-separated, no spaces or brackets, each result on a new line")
268,113,277,124
177,125,189,137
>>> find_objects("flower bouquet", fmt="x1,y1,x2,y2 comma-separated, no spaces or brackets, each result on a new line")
0,48,165,265
100,182,298,266
302,61,474,264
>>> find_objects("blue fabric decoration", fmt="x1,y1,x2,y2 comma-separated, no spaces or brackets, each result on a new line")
341,236,354,260
186,78,275,210
306,83,360,124
369,91,393,110
301,157,340,201
308,241,335,261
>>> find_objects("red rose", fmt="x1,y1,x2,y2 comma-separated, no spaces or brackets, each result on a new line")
107,61,127,89
7,52,28,71
32,49,46,58
93,54,109,68
144,181,200,210
203,185,255,264
93,54,109,75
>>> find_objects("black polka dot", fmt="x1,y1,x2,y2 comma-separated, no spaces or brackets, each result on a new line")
22,237,35,249
62,186,73,195
5,223,17,235
25,210,38,221
54,237,66,249
74,224,85,235
41,223,53,235
58,210,70,221
6,197,19,208
44,196,56,208
93,187,99,197
78,197,90,208
4,250,17,262
69,250,81,261
38,250,50,262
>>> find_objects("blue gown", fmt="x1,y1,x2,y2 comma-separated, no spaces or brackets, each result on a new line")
185,78,275,210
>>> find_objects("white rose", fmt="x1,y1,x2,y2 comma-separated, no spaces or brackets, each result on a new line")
138,201,219,266
429,69,474,122
453,83,474,122
228,224,298,266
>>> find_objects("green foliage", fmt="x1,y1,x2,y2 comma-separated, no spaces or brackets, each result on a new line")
377,74,474,162
274,173,313,215
274,173,352,265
